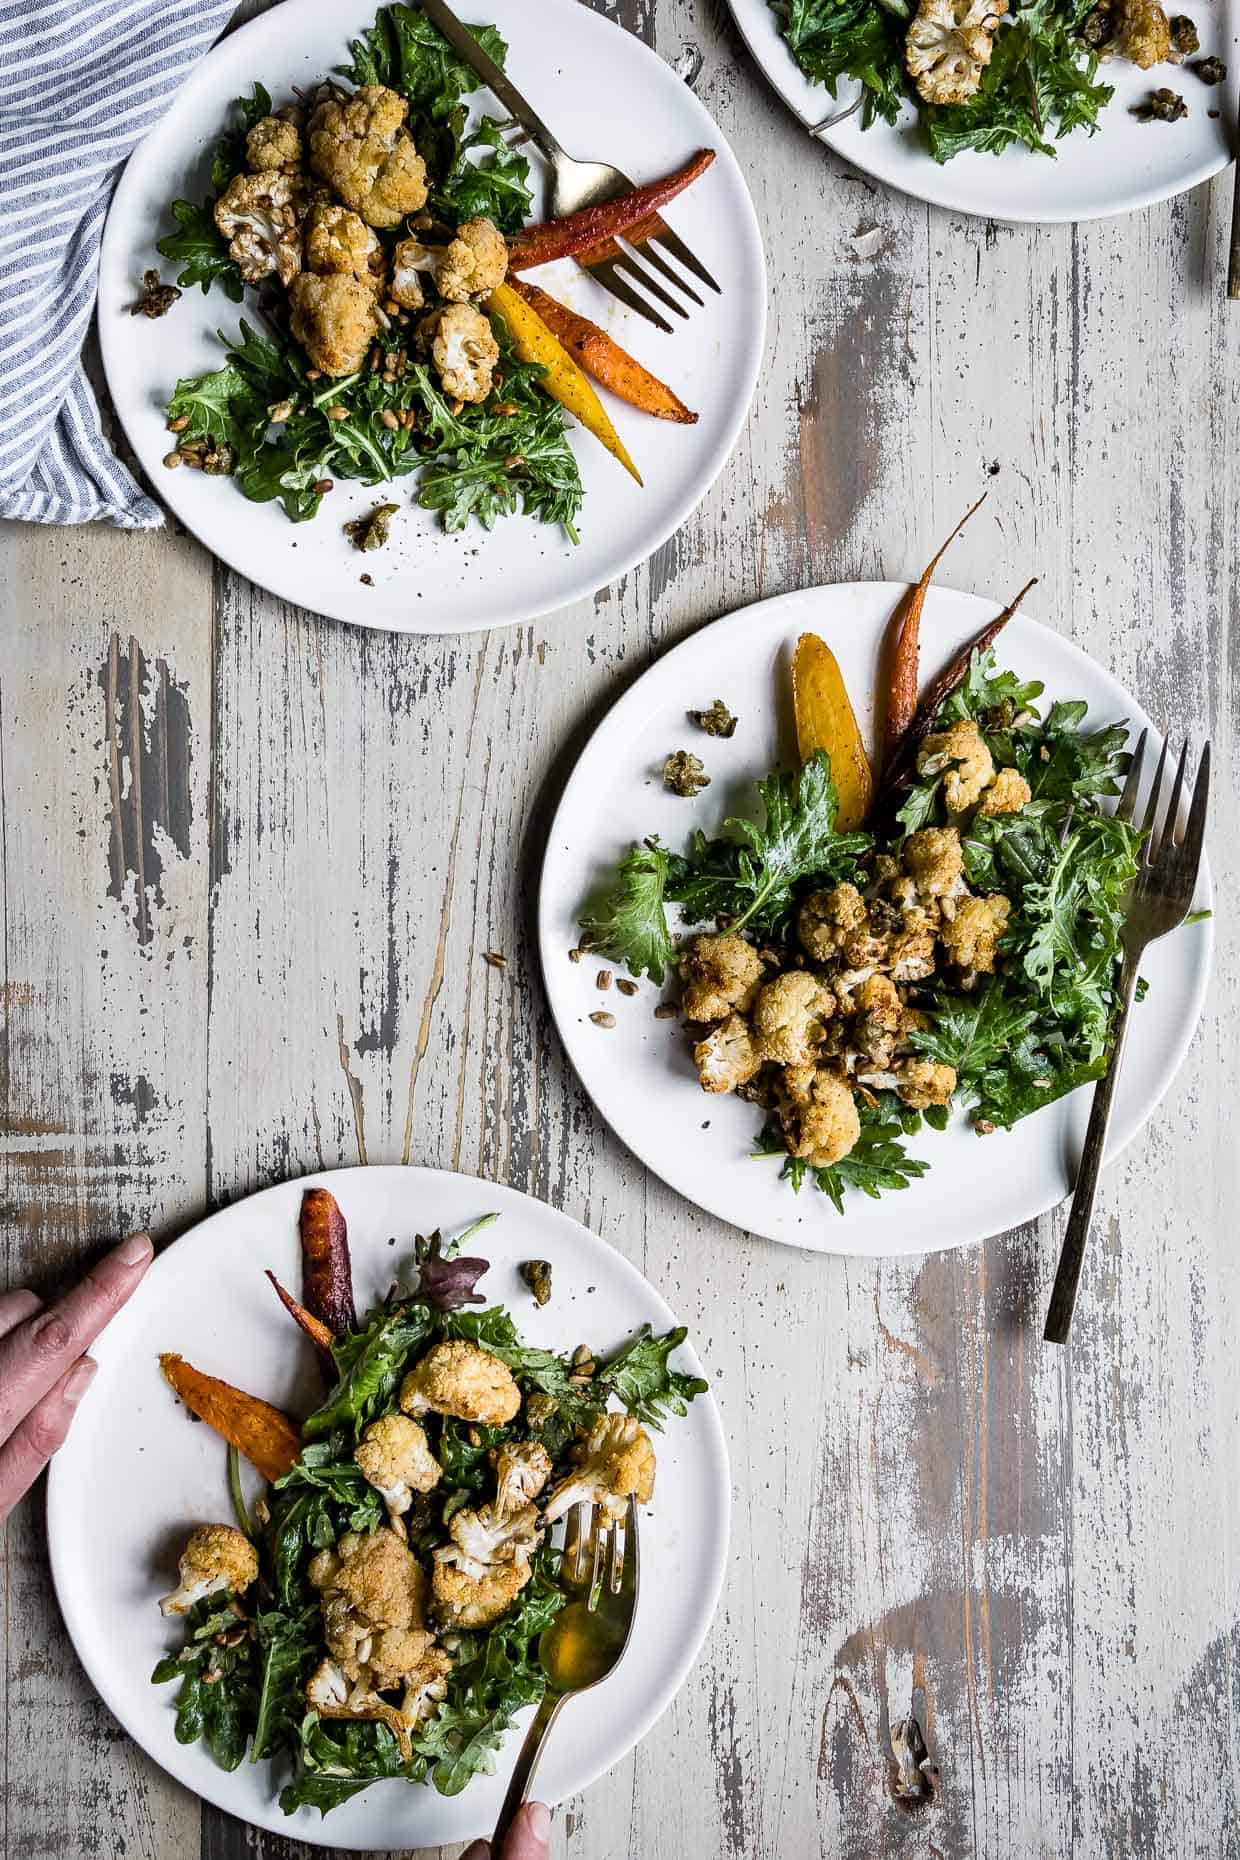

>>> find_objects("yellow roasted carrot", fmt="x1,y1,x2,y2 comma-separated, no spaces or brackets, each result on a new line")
792,633,874,831
160,1352,301,1483
487,281,642,485
509,280,697,424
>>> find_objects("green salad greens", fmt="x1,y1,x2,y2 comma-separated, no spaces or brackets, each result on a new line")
156,6,584,537
153,1219,705,1815
771,0,1116,162
580,646,1145,1213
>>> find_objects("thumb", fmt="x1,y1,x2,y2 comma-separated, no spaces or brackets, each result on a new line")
503,1802,552,1860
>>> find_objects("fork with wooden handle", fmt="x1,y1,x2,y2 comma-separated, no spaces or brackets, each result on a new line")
1044,731,1210,1343
417,0,719,333
490,1498,640,1847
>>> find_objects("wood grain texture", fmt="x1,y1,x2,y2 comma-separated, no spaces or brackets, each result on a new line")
2,0,1238,1854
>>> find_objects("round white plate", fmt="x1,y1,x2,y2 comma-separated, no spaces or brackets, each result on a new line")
46,1168,728,1849
98,0,766,634
538,584,1214,1255
727,0,1236,223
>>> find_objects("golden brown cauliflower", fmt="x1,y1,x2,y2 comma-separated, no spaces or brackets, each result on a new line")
159,1523,258,1616
305,201,382,280
542,1413,657,1525
797,882,866,960
493,1440,553,1517
978,767,1033,816
308,85,428,228
307,1528,434,1688
305,1645,452,1762
905,826,965,901
435,1502,542,1585
917,719,995,812
776,1066,861,1168
853,973,904,1067
939,893,1011,973
681,932,764,1023
354,1413,441,1524
895,1059,958,1110
906,0,1009,103
245,114,302,173
1115,0,1171,64
693,1011,762,1094
400,1339,522,1427
388,240,427,310
422,304,500,403
432,1560,531,1630
288,272,378,376
213,171,303,286
752,971,834,1068
888,923,938,982
390,217,508,307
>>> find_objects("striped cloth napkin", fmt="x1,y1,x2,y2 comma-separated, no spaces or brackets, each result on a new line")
0,0,237,529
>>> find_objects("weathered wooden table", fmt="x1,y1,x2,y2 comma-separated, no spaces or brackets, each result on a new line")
3,1,1237,1855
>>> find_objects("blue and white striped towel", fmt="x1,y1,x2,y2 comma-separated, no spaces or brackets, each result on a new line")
0,0,237,528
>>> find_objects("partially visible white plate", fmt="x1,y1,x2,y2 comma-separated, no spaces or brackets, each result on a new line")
538,584,1213,1255
99,0,766,633
46,1168,728,1849
727,0,1236,223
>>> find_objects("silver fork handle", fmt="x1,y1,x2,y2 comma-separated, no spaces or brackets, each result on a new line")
1044,954,1142,1344
491,1688,566,1848
417,0,567,163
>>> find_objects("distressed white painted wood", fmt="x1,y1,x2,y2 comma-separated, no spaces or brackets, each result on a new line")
2,0,1238,1854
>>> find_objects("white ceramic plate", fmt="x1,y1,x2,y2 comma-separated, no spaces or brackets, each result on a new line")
46,1168,728,1849
98,0,766,634
538,584,1213,1255
727,0,1236,223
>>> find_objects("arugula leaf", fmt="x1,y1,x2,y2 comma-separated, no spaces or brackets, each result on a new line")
152,1591,257,1771
433,117,533,233
594,1326,708,1429
282,1712,419,1814
578,841,675,983
757,1095,931,1213
926,3,1112,162
251,1603,318,1761
166,363,257,443
770,0,907,127
157,199,244,301
301,1306,434,1440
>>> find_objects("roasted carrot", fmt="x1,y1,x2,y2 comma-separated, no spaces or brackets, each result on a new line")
508,280,698,425
159,1353,300,1483
791,633,874,829
878,577,1039,803
506,149,715,273
300,1186,356,1337
265,1268,336,1370
883,494,988,775
489,282,642,484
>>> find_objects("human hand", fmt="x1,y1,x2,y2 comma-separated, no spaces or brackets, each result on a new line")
461,1801,552,1860
0,1232,155,1525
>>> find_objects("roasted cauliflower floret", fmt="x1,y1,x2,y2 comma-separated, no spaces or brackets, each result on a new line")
895,1058,958,1110
307,1529,435,1687
436,1502,542,1581
917,719,995,812
978,766,1033,816
681,932,764,1023
493,1440,553,1517
306,1649,451,1762
159,1523,258,1616
905,826,965,901
304,201,382,280
853,974,904,1068
288,271,378,376
391,217,508,306
432,1560,531,1629
307,84,429,228
400,1339,521,1427
542,1413,657,1525
797,882,866,960
906,0,1009,104
888,923,938,982
245,114,302,173
693,1011,762,1094
752,971,834,1068
422,304,499,403
355,1413,441,1524
213,171,303,286
776,1065,861,1168
939,893,1011,973
1115,0,1171,65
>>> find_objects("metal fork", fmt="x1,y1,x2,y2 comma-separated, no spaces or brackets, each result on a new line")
1044,730,1211,1344
491,1498,640,1846
418,0,720,334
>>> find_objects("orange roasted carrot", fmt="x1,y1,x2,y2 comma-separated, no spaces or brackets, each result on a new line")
883,494,988,775
300,1186,356,1337
265,1268,336,1369
506,150,715,272
509,280,698,424
159,1353,300,1482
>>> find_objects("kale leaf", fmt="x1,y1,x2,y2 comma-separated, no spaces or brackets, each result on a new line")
577,841,676,983
926,0,1112,162
769,0,907,126
594,1325,709,1429
433,117,533,233
301,1306,435,1440
151,1593,257,1771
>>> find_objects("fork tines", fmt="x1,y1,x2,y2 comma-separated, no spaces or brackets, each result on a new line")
564,1500,628,1605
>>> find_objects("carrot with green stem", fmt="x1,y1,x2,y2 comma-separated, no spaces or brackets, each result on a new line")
883,493,988,775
